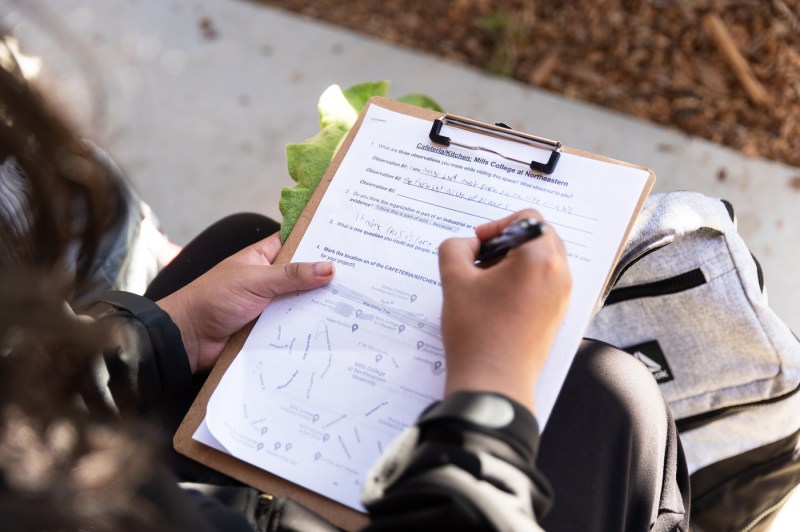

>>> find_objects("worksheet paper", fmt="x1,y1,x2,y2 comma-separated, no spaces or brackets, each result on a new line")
195,104,651,511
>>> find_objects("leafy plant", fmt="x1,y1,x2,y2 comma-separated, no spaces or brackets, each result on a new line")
278,81,442,241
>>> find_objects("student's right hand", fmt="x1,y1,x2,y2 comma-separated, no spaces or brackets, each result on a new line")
438,209,572,414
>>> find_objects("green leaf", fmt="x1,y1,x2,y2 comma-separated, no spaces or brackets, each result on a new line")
317,84,358,130
279,123,348,241
342,80,390,114
397,93,444,112
279,81,443,242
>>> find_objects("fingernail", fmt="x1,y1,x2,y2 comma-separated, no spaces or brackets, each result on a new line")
314,261,334,276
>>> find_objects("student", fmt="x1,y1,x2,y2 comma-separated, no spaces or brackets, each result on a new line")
0,36,689,531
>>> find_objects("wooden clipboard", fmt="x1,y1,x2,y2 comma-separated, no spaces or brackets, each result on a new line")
174,96,655,531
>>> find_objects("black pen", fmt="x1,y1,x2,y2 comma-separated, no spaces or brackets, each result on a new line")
476,218,545,266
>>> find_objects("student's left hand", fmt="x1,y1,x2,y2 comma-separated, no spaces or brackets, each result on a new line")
157,233,334,373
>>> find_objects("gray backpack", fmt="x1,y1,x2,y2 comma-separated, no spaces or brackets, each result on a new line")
587,191,800,531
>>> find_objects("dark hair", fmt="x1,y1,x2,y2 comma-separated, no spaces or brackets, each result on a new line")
0,36,121,283
0,35,168,531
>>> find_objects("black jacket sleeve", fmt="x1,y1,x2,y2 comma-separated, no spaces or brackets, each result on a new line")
360,391,553,531
261,392,554,532
82,290,193,416
82,291,265,531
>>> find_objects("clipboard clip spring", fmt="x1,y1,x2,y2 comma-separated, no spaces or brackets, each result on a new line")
429,114,562,175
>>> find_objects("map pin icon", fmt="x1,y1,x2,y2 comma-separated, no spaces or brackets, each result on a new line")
410,294,417,303
312,414,320,423
375,354,383,362
274,442,281,451
285,443,292,452
356,309,362,317
352,324,359,332
417,341,424,350
314,452,322,461
257,443,264,451
434,361,442,370
398,325,405,333
323,433,330,442
261,427,268,435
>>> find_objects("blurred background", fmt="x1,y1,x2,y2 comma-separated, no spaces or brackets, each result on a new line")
263,0,800,168
4,0,797,327
2,0,799,528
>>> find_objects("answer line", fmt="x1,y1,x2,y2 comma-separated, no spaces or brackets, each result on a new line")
402,183,594,236
404,183,514,213
411,167,599,222
396,194,493,222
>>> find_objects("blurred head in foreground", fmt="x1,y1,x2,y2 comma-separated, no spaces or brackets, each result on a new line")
0,33,167,531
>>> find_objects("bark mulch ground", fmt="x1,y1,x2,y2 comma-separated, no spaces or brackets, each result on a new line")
255,0,800,171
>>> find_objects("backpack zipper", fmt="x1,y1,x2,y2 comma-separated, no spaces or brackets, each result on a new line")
604,268,707,306
676,382,800,432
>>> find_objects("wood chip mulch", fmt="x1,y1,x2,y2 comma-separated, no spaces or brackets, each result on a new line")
257,0,800,169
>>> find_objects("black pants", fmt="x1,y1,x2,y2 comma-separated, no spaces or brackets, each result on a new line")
144,213,280,301
539,340,690,530
148,213,690,531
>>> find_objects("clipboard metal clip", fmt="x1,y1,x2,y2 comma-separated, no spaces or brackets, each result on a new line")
429,114,562,175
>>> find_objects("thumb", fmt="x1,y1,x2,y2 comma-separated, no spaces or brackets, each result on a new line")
254,261,335,298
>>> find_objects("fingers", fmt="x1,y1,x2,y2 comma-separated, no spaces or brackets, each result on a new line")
442,209,562,276
243,232,283,265
223,231,334,300
251,260,335,298
475,209,544,241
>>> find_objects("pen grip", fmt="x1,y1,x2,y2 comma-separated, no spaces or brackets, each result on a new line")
476,219,544,265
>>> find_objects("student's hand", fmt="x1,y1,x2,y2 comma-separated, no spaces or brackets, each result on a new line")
438,209,572,413
157,233,334,373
